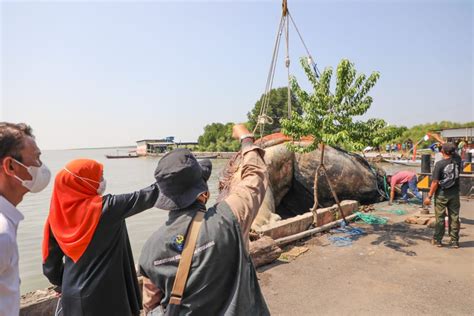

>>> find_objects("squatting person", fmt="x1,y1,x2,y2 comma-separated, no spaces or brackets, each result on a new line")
387,170,422,205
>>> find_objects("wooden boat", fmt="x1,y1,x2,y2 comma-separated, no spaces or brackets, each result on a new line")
106,149,139,159
105,153,139,159
194,154,218,159
383,159,421,167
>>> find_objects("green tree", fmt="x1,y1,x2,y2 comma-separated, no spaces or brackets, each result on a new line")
197,122,240,152
348,122,407,151
281,58,382,215
247,87,301,135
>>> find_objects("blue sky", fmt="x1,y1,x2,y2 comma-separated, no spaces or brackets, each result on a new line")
1,0,473,150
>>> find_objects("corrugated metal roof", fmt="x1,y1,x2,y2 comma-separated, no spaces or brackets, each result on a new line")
148,142,175,146
440,127,474,138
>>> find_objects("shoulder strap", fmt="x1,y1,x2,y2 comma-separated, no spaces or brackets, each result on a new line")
168,210,205,306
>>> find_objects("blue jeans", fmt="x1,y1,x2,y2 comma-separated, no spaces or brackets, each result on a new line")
401,175,422,201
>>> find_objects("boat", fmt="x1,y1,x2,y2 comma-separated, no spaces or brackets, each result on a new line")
105,153,139,159
383,159,421,167
105,149,139,159
194,154,218,160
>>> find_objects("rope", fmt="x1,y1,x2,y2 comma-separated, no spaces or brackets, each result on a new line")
253,14,286,136
327,236,352,247
383,175,390,198
355,212,388,225
285,11,291,119
254,4,320,136
288,11,321,77
327,224,365,247
331,226,366,236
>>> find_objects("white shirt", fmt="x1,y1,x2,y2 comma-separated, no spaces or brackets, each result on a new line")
0,195,24,316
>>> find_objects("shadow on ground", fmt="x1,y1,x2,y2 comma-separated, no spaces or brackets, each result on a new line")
355,221,432,256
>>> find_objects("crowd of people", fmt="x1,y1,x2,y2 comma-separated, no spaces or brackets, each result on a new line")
384,141,414,153
0,122,270,316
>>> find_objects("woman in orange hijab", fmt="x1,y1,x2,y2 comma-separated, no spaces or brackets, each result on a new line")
42,159,159,316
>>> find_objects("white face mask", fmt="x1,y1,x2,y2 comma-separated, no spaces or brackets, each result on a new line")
12,158,51,193
63,167,106,195
97,179,107,195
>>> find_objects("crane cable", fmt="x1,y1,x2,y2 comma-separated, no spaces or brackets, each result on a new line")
253,2,320,138
252,13,285,136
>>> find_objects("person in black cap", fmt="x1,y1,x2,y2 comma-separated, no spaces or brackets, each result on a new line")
139,124,270,315
424,143,462,248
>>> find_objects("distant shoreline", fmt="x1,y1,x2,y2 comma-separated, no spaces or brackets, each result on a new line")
44,145,136,151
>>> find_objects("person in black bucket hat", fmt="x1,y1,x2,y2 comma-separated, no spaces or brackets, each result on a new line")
139,124,270,316
154,148,212,211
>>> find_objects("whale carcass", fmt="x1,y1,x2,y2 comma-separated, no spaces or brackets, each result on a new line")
218,133,386,230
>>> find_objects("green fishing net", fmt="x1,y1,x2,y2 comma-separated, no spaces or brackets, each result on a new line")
377,209,407,215
355,212,388,225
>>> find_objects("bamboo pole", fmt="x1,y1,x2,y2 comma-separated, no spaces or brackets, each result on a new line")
275,213,358,246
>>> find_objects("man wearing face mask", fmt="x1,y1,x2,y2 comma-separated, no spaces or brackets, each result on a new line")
0,122,51,316
42,158,159,316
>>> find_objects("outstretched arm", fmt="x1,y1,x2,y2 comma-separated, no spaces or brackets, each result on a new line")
430,133,445,144
224,125,268,246
389,186,395,205
102,184,160,222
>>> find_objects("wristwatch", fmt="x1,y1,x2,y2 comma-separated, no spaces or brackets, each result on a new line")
239,133,255,143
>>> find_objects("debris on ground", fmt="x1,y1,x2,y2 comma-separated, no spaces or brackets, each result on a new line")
278,246,309,262
359,204,375,213
405,214,436,227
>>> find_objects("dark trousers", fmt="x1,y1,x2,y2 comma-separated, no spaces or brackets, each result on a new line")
433,190,461,242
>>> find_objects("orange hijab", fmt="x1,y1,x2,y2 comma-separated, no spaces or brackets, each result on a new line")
42,159,104,263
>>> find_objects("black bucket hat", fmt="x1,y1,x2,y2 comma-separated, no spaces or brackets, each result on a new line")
154,148,212,210
441,143,456,155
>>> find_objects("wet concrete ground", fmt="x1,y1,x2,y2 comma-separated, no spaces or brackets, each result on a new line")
259,199,474,316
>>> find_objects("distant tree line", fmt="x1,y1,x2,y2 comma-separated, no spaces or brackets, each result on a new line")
197,122,240,152
391,121,474,149
196,86,472,152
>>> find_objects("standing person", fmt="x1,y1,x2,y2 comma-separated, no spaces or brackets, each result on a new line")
139,124,270,316
387,170,422,205
42,159,159,316
424,143,462,248
430,133,463,167
458,138,466,160
0,122,51,316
